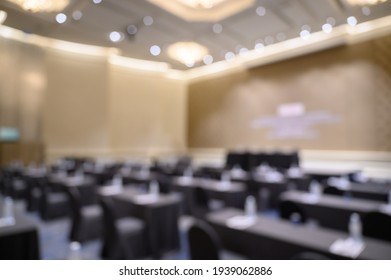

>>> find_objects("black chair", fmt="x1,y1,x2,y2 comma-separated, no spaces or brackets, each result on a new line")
323,186,344,196
38,181,70,221
99,196,147,260
65,187,103,243
362,211,391,242
188,220,221,260
226,151,249,171
24,176,46,212
190,187,210,219
279,200,307,224
155,173,172,194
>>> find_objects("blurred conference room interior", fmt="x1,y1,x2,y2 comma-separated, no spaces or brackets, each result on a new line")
1,0,391,260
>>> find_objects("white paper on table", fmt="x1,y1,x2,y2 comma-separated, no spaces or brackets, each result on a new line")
329,238,365,259
226,215,256,230
328,177,351,190
133,194,159,205
216,181,232,190
0,217,15,227
177,176,193,185
379,204,391,215
99,186,123,196
301,193,320,204
264,171,284,182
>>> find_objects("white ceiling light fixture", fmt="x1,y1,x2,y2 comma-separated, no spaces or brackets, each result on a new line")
177,0,226,9
55,13,67,24
167,41,208,66
109,31,123,42
147,0,255,22
6,0,70,13
347,16,358,26
203,54,213,65
150,45,161,56
345,0,387,5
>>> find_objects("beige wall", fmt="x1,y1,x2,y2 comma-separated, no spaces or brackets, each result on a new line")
107,65,187,158
43,50,109,157
0,38,45,141
0,37,187,163
0,37,45,164
188,35,391,152
43,52,187,162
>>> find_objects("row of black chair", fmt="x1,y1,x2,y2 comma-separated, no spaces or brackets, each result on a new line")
225,150,300,171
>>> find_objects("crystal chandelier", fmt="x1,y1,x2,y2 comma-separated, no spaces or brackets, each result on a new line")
147,0,255,22
167,41,208,66
177,0,226,9
6,0,70,13
345,0,387,5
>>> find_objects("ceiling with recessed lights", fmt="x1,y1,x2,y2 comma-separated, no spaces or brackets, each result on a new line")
0,0,391,70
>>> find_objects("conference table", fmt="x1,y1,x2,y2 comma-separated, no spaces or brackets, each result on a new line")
121,170,158,186
170,177,248,214
327,181,391,202
54,175,99,205
102,187,182,258
0,199,40,259
206,208,391,260
303,167,359,183
279,190,391,231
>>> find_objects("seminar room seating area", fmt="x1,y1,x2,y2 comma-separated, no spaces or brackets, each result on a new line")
1,150,391,260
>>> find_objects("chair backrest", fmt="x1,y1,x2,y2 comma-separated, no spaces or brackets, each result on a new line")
194,187,209,208
188,220,221,260
155,174,171,194
363,211,391,242
226,151,249,171
64,187,82,223
279,200,307,224
99,196,118,239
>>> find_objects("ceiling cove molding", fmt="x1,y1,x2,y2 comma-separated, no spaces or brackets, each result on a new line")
1,15,391,82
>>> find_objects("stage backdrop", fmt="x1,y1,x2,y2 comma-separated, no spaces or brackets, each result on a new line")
188,35,391,152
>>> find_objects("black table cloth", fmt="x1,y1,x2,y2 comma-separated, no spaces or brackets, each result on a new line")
330,182,390,202
108,188,182,258
303,167,359,183
206,208,391,260
0,200,40,259
170,177,247,214
279,190,389,232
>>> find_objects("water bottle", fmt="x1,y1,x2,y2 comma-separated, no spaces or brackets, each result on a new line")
149,180,159,197
245,196,257,219
310,180,322,197
184,167,193,178
76,169,84,179
113,174,123,187
3,197,15,225
348,213,363,243
289,212,302,226
221,171,230,183
68,241,82,260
